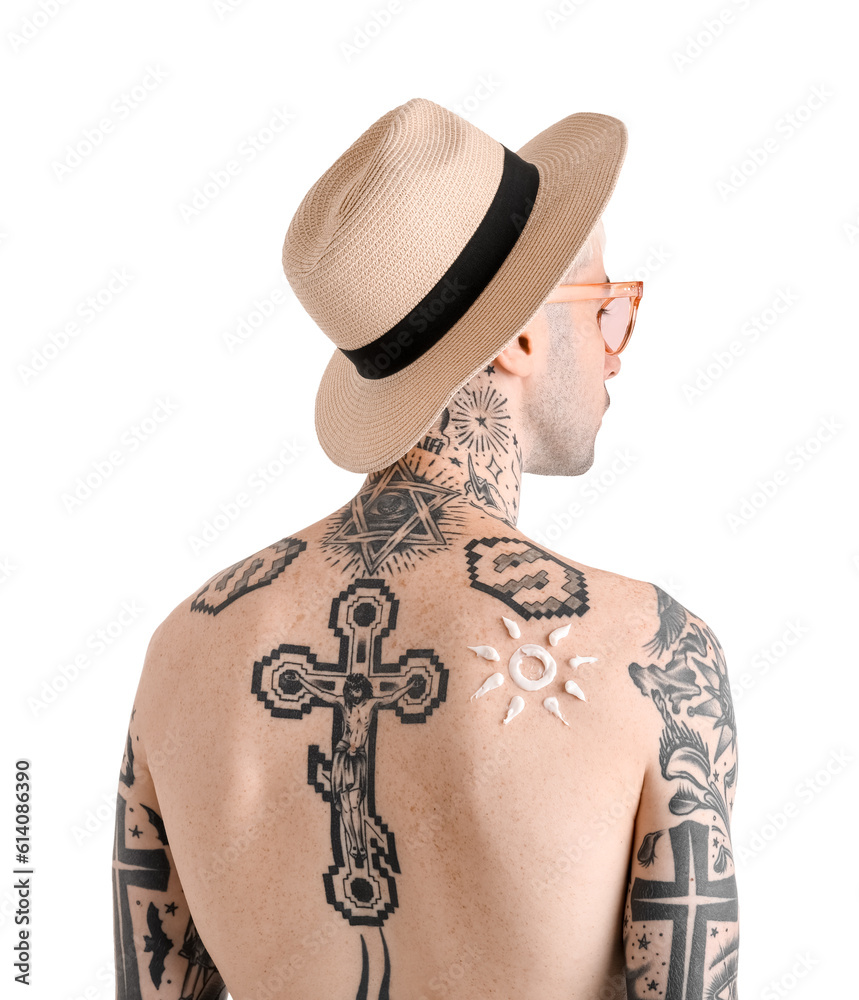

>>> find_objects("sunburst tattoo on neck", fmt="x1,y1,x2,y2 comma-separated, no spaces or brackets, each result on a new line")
449,384,512,454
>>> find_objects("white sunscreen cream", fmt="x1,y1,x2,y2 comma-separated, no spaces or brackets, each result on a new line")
501,616,521,638
502,695,525,724
467,644,500,660
470,672,505,700
569,655,598,670
547,622,571,646
542,696,570,726
508,643,557,691
564,679,587,702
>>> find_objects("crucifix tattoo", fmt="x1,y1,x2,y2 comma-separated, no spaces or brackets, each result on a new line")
250,578,448,927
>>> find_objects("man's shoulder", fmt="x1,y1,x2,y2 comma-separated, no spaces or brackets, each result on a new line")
513,533,660,621
151,531,312,641
149,520,680,652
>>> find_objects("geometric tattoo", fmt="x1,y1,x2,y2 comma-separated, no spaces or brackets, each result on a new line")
189,535,306,616
250,578,448,990
464,536,590,620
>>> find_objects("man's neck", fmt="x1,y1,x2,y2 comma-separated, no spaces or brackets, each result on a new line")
354,368,525,530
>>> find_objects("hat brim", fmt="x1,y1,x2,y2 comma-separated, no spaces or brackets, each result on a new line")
314,111,628,474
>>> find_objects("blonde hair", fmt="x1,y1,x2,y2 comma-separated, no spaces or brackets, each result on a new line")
543,217,605,347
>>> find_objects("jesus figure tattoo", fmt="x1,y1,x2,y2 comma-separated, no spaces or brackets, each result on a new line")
284,669,424,867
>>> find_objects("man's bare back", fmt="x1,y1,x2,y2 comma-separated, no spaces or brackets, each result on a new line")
115,496,739,999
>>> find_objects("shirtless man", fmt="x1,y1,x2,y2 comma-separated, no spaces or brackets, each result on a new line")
112,100,740,999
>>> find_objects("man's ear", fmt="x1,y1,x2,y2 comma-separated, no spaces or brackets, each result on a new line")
492,310,545,377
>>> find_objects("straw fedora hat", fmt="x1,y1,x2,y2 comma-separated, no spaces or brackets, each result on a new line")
282,97,628,473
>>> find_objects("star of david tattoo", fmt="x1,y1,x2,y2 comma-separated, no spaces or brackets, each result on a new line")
321,459,460,575
464,536,590,620
190,536,306,616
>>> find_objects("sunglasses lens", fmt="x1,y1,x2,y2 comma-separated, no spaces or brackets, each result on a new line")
599,297,631,353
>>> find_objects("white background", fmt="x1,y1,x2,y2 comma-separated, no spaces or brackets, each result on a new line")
2,0,857,997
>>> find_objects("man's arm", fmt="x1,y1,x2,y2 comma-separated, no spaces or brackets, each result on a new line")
623,585,740,998
376,673,424,706
112,702,228,1000
287,668,341,706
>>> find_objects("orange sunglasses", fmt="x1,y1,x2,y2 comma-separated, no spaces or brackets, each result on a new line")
543,280,644,355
